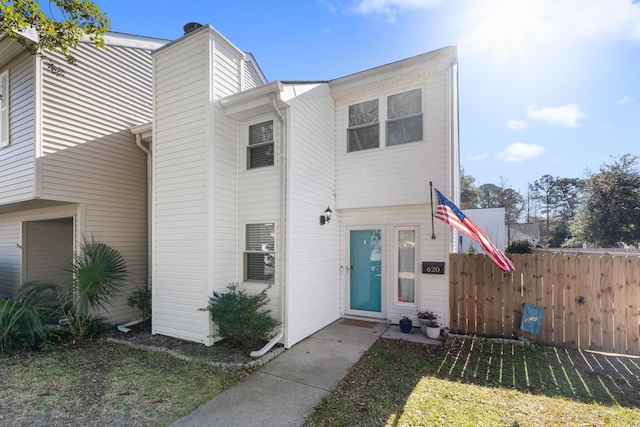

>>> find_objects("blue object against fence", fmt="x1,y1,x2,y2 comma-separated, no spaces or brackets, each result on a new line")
521,303,545,334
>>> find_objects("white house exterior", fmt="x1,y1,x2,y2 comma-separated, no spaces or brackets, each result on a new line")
146,24,459,349
0,31,167,322
460,208,508,254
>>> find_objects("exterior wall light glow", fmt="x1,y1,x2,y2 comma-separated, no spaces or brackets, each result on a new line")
320,206,332,225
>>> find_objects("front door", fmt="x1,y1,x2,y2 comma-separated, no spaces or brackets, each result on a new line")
348,229,383,317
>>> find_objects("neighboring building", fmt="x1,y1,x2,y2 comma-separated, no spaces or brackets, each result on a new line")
460,208,507,254
134,24,460,348
0,30,167,322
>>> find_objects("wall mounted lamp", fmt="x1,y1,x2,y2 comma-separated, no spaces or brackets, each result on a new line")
320,206,332,225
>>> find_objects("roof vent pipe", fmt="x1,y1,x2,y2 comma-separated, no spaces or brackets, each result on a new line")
183,22,203,35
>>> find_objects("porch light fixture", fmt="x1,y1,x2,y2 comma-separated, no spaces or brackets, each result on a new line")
320,206,332,225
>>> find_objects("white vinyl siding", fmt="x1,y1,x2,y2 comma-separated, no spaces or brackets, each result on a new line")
335,75,447,210
0,53,36,204
153,27,248,345
0,70,8,148
282,83,340,348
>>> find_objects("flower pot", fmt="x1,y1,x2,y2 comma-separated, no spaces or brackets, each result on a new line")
399,321,412,333
426,326,440,339
418,318,430,335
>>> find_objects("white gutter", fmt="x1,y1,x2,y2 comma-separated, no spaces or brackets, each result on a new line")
251,92,287,358
117,318,145,333
135,133,152,284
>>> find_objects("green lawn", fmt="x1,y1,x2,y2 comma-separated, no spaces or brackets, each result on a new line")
306,336,640,426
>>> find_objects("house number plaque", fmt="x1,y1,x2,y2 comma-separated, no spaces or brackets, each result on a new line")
422,261,445,274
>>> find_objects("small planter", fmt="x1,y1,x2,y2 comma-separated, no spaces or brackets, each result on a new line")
418,318,430,335
399,320,413,333
425,326,440,339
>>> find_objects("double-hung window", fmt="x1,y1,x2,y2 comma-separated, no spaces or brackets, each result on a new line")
387,88,423,146
347,99,379,152
245,223,275,282
0,70,8,149
247,120,274,169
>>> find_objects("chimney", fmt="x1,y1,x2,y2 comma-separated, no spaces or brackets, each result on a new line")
183,22,203,35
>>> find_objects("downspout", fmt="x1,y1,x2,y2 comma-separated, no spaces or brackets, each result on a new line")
250,92,286,357
135,133,152,285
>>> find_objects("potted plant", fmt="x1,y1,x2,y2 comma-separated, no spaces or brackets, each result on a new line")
417,310,440,339
399,315,412,333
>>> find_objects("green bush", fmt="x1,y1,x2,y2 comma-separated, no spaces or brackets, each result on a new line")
60,239,128,340
506,239,533,254
127,284,152,320
0,281,59,353
207,283,279,351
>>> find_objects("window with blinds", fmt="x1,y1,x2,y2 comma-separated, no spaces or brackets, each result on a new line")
245,223,275,282
387,88,423,146
0,70,8,149
248,120,274,169
347,99,379,152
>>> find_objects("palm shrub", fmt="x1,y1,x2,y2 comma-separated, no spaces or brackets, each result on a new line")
61,239,128,340
207,283,279,351
0,281,59,352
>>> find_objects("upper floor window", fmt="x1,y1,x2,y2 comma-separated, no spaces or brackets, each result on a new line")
248,120,274,169
0,70,8,149
347,99,379,152
387,88,423,146
245,223,275,282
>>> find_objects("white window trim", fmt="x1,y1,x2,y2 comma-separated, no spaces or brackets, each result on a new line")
0,70,8,149
345,86,425,155
393,225,419,307
246,118,276,171
243,221,276,284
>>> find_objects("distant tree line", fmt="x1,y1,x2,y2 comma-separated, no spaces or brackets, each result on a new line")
461,153,640,248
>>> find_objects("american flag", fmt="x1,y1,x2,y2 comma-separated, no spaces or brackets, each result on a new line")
434,188,515,272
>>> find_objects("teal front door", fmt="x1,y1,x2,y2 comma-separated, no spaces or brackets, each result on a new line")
349,229,382,314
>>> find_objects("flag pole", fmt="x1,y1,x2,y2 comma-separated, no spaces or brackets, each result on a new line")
429,181,436,239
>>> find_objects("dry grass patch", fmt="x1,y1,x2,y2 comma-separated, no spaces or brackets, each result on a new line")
0,340,250,426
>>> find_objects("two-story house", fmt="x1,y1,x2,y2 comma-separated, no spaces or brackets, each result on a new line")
0,30,167,322
136,24,459,349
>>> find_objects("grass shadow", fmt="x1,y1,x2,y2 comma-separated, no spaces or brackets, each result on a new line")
306,336,640,426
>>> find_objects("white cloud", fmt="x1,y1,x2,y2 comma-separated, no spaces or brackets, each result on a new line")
350,0,444,20
526,104,586,128
619,95,635,104
507,119,528,130
497,142,546,162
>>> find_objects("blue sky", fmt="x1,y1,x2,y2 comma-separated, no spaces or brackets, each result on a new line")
95,0,640,194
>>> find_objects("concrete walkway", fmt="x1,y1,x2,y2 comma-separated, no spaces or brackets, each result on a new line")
170,320,436,427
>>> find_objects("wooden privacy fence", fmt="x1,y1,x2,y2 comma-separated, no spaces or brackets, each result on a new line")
449,253,640,356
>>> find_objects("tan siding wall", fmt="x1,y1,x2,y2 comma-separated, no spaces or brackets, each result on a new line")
0,204,78,297
284,84,340,347
38,41,154,323
335,72,448,210
0,53,36,204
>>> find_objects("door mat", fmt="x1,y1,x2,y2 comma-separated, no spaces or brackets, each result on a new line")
340,319,378,328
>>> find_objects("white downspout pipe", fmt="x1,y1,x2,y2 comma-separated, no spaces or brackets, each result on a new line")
135,133,152,285
251,92,286,358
